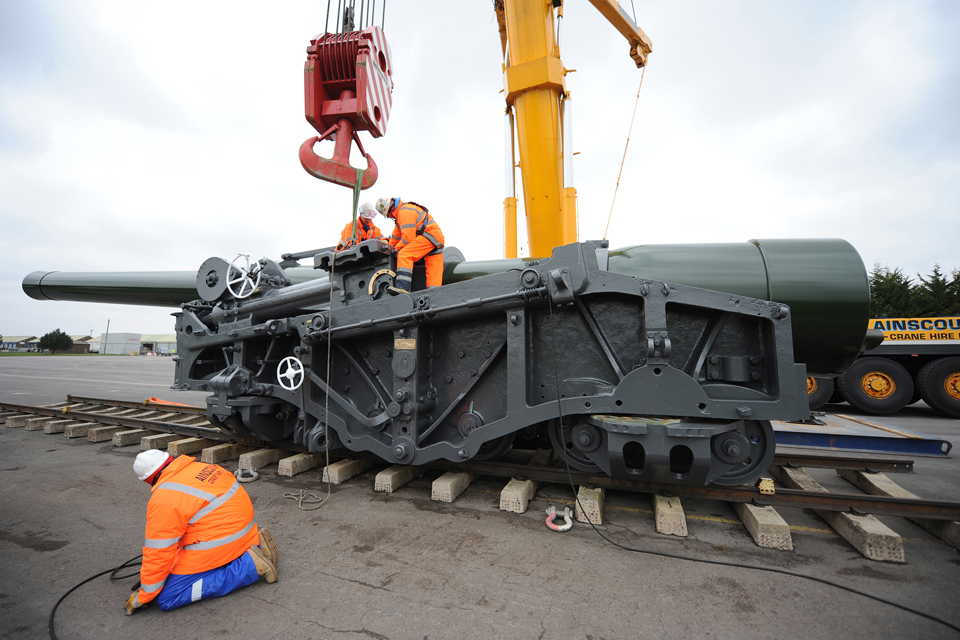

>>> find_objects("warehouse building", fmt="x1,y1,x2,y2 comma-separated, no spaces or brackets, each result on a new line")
1,336,39,351
141,334,177,355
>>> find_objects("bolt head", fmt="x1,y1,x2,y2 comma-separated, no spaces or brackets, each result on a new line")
723,442,741,457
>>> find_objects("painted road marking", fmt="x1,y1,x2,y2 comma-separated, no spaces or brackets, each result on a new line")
0,373,162,387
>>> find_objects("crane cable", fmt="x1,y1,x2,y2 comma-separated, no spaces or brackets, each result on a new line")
602,64,646,240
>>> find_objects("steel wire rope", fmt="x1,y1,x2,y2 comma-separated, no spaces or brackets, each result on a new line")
48,555,142,640
299,170,364,512
543,302,960,635
602,64,646,240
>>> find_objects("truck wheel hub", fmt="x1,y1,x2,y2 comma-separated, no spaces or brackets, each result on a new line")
946,373,960,401
861,372,895,399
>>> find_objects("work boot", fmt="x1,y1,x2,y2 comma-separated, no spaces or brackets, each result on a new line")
248,545,278,583
258,528,279,565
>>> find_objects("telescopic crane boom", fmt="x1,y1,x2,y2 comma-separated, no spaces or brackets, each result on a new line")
496,0,652,258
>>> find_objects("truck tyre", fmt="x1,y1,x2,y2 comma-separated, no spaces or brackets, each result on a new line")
916,357,960,419
837,357,913,415
828,379,845,404
807,376,835,410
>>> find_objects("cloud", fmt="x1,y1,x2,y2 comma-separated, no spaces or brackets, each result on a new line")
1,0,957,337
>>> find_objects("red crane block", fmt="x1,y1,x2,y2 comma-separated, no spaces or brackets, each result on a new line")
300,26,394,190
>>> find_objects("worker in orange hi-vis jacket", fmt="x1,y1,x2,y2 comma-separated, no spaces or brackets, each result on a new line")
375,197,445,294
124,450,280,615
336,202,384,252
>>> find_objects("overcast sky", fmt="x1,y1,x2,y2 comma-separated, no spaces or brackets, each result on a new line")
1,0,958,337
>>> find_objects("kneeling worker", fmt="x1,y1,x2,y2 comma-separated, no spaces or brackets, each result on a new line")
124,449,279,615
375,197,444,294
336,202,383,252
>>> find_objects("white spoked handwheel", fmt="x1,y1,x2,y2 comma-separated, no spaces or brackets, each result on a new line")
277,356,305,391
227,254,262,299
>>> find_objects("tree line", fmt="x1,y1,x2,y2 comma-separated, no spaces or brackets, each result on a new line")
870,264,960,318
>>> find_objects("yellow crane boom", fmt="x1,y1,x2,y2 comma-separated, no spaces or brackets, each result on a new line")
497,0,652,258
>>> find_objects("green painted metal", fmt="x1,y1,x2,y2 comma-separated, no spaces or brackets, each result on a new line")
22,267,320,308
606,239,869,376
22,270,199,307
444,258,530,282
23,239,868,375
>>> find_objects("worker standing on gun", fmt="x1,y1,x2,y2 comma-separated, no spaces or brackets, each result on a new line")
376,197,445,294
124,450,279,615
336,202,384,252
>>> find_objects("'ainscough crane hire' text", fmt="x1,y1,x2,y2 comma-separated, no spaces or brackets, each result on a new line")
871,317,960,345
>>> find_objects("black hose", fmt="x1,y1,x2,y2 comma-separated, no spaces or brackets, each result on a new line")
49,555,143,640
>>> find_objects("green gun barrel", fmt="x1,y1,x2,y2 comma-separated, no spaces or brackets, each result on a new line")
23,239,868,375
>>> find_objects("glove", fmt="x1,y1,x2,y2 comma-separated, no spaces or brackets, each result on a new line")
124,592,146,616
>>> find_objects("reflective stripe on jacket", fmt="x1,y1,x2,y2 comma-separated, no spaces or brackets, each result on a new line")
387,201,444,253
138,456,258,604
336,218,383,252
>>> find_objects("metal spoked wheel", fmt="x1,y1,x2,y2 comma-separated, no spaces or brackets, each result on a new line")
471,431,516,461
711,420,776,487
276,356,304,391
547,417,603,473
227,254,262,299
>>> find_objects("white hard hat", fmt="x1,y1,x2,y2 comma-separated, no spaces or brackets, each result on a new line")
134,449,172,482
359,202,376,219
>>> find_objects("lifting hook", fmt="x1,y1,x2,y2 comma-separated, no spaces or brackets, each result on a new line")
299,89,378,189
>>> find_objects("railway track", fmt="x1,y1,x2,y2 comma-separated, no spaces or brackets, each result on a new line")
2,396,958,562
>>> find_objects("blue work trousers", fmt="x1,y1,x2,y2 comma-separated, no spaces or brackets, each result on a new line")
155,550,259,611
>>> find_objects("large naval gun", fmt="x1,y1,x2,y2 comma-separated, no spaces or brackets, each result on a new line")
24,238,869,487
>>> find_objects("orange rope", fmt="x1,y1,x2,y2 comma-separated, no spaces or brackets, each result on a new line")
603,65,646,240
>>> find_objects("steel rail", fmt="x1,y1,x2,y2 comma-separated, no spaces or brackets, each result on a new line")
13,398,920,474
0,401,262,445
423,458,960,521
771,452,913,474
65,394,207,414
4,399,916,475
3,399,951,520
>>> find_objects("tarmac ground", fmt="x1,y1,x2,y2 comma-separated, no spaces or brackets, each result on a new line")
1,356,958,640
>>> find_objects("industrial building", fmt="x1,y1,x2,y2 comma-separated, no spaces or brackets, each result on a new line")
1,336,39,351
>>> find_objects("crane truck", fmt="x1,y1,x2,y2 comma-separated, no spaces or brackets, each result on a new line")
807,316,960,418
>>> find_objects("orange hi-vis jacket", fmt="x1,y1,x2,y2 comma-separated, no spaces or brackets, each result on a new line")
137,456,259,604
387,201,444,252
336,217,383,252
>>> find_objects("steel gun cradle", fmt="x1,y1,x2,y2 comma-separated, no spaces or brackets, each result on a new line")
172,240,819,487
